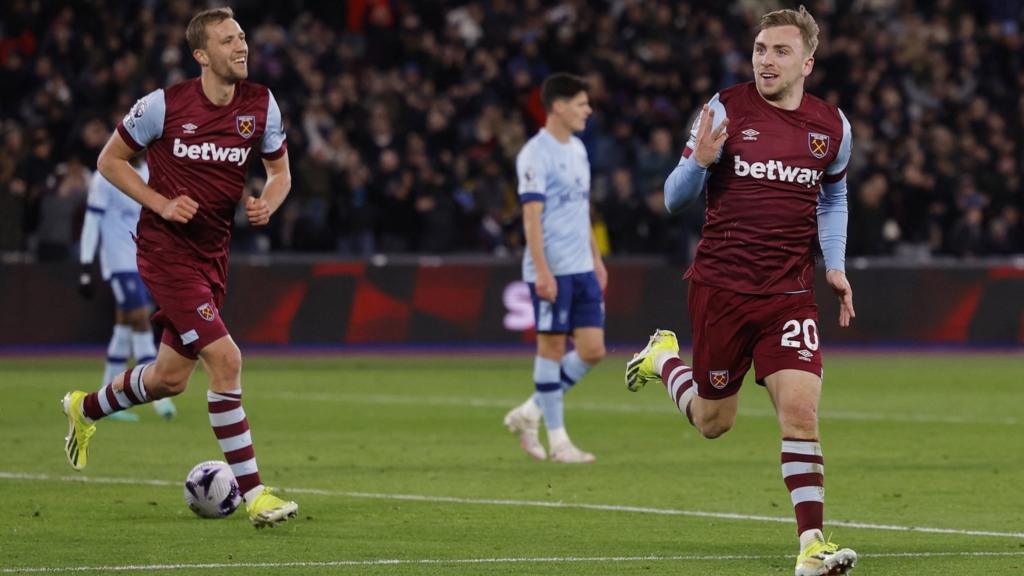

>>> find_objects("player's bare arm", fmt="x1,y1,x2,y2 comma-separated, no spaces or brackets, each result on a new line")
247,153,291,226
97,132,198,224
523,201,556,302
693,104,729,167
825,269,855,327
591,232,607,292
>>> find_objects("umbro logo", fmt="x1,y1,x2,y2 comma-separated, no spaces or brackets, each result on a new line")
742,128,759,141
798,349,813,362
182,123,198,134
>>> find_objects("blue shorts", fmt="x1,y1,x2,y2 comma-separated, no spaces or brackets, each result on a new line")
109,272,152,311
528,272,604,334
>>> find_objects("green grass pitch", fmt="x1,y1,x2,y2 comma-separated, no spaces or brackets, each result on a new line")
1,352,1022,575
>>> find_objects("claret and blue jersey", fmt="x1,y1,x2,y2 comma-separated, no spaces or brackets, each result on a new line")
116,77,286,260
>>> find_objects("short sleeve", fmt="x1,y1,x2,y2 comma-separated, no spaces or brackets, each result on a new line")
261,90,287,159
825,108,852,182
516,144,547,204
116,89,166,151
682,93,727,162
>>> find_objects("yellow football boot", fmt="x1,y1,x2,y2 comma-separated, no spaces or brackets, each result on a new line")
795,538,857,575
246,487,299,528
61,391,96,471
625,329,679,391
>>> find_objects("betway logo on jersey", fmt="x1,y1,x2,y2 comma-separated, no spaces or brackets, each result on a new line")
733,155,823,186
173,138,251,166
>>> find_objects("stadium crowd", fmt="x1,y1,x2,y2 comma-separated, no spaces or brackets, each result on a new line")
1,0,1022,261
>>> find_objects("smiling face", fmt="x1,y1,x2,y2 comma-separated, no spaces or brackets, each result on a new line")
195,18,248,83
752,24,813,104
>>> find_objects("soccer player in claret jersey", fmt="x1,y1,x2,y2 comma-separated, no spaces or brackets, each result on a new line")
625,6,857,575
503,73,607,463
79,156,176,422
61,7,298,528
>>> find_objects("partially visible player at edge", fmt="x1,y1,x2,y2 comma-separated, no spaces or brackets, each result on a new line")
626,7,857,575
61,7,298,528
78,155,177,422
504,73,607,464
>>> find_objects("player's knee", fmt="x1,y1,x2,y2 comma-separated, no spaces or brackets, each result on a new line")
210,346,243,383
148,365,189,397
579,345,606,365
783,402,819,434
695,409,736,439
698,419,734,439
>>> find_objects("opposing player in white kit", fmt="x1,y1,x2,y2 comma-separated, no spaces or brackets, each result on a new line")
79,157,177,421
503,73,607,463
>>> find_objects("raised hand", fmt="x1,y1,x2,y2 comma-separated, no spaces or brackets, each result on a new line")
693,103,729,168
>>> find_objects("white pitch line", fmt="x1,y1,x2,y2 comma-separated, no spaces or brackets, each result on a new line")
263,391,1019,425
3,472,1023,540
4,551,1024,574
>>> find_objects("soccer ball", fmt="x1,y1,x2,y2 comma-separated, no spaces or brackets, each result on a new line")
183,460,242,518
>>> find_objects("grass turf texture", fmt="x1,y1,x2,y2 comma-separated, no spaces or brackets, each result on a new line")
1,353,1021,575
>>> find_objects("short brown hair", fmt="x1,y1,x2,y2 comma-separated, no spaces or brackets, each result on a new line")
186,7,235,51
540,73,589,112
757,5,820,56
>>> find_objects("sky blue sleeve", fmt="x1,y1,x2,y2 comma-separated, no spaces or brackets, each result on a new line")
516,143,547,204
664,156,708,212
261,90,287,157
118,89,165,149
825,109,852,179
818,176,849,272
664,94,726,212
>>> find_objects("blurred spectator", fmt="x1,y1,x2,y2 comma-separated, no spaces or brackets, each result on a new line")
0,0,1021,260
849,172,897,256
36,157,89,261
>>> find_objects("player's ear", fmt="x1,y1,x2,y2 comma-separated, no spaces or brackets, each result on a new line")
549,99,563,117
802,55,814,78
193,48,209,67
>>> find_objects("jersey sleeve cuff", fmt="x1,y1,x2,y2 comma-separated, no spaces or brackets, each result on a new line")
261,140,288,160
519,192,545,204
116,123,144,151
823,168,847,184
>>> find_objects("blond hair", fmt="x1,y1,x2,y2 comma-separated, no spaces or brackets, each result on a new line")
186,7,235,51
757,5,819,56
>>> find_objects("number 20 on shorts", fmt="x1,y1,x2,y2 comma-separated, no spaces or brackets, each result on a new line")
780,319,819,350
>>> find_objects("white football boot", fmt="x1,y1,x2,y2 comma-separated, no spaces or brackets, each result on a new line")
503,398,546,460
549,440,596,464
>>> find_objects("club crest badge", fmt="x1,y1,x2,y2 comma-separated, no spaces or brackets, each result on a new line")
709,370,729,389
196,302,216,322
236,115,255,139
808,132,829,159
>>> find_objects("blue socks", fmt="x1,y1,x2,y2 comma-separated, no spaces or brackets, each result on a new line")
533,352,595,430
560,351,592,392
532,356,564,430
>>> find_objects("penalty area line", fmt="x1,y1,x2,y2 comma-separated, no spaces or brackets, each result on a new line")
2,471,1023,541
4,552,1024,574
